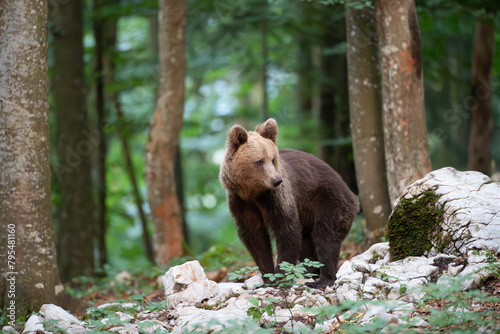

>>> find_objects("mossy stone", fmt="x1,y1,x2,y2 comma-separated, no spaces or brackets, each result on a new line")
386,190,444,261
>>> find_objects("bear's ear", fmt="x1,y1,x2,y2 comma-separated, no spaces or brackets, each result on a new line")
255,118,278,144
227,125,248,150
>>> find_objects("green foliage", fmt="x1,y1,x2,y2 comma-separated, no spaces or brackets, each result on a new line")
184,316,274,334
42,319,70,334
228,266,260,281
472,249,500,278
47,0,500,277
418,274,500,332
247,296,275,321
198,243,253,271
68,264,165,302
263,259,324,289
386,190,445,261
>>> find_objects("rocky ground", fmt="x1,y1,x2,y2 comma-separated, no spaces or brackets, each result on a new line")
7,167,500,334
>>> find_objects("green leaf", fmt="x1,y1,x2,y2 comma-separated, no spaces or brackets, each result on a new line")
249,297,260,307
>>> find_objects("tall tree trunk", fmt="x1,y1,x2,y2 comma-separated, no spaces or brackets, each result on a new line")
467,20,495,175
145,0,186,265
113,99,156,263
102,4,155,264
0,0,64,318
149,13,188,247
318,9,356,191
345,3,391,246
375,0,431,205
261,1,269,121
93,0,108,269
52,0,95,282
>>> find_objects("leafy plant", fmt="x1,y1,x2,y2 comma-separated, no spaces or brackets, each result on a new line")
228,265,260,281
263,259,324,289
247,296,275,322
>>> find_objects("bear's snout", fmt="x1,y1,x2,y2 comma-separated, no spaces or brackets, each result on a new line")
272,178,283,187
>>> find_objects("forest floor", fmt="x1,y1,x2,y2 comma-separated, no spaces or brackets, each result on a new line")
63,242,500,333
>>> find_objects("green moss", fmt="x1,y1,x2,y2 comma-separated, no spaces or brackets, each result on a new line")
386,190,444,261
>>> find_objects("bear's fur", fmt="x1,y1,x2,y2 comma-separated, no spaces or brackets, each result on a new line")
219,119,359,288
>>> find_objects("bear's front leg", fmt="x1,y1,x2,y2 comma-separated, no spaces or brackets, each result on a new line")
228,193,275,275
271,214,301,274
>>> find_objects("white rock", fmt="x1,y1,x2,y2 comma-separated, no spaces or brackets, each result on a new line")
314,317,339,333
359,304,400,325
244,274,264,289
172,297,252,334
283,319,307,333
40,304,83,325
456,263,495,290
97,302,139,310
353,242,390,264
163,260,209,295
109,324,138,334
396,167,500,256
167,279,217,309
22,315,44,333
39,304,86,333
448,264,464,276
2,326,19,334
156,274,165,287
137,321,168,333
115,270,132,284
206,282,245,305
335,271,363,302
115,311,134,322
304,295,329,307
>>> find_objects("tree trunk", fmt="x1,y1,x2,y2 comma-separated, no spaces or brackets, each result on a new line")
0,0,64,318
92,0,108,269
318,9,357,191
113,98,156,264
52,0,95,282
261,1,269,121
375,0,431,205
149,14,188,247
467,20,495,176
345,4,391,246
145,0,186,265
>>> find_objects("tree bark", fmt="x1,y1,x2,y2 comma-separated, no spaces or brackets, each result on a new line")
345,4,391,246
318,8,357,191
261,0,269,121
92,0,108,269
145,0,186,265
375,0,431,205
0,0,64,318
113,98,156,264
52,0,95,282
467,20,495,176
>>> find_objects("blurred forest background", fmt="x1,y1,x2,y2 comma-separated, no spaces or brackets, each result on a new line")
48,0,499,274
2,0,500,319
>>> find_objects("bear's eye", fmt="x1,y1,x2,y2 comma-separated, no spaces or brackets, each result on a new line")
255,160,264,167
272,158,276,165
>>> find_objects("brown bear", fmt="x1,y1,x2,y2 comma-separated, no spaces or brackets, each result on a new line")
219,118,359,288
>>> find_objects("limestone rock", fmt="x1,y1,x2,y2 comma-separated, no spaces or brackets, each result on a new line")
167,279,217,309
22,315,44,333
2,326,19,334
387,167,500,260
39,304,86,334
244,274,264,289
163,260,217,309
172,297,252,334
163,260,209,295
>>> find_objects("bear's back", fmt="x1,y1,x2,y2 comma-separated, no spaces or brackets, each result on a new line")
279,148,359,220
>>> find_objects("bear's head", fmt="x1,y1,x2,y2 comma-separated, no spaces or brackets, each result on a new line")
220,118,283,200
